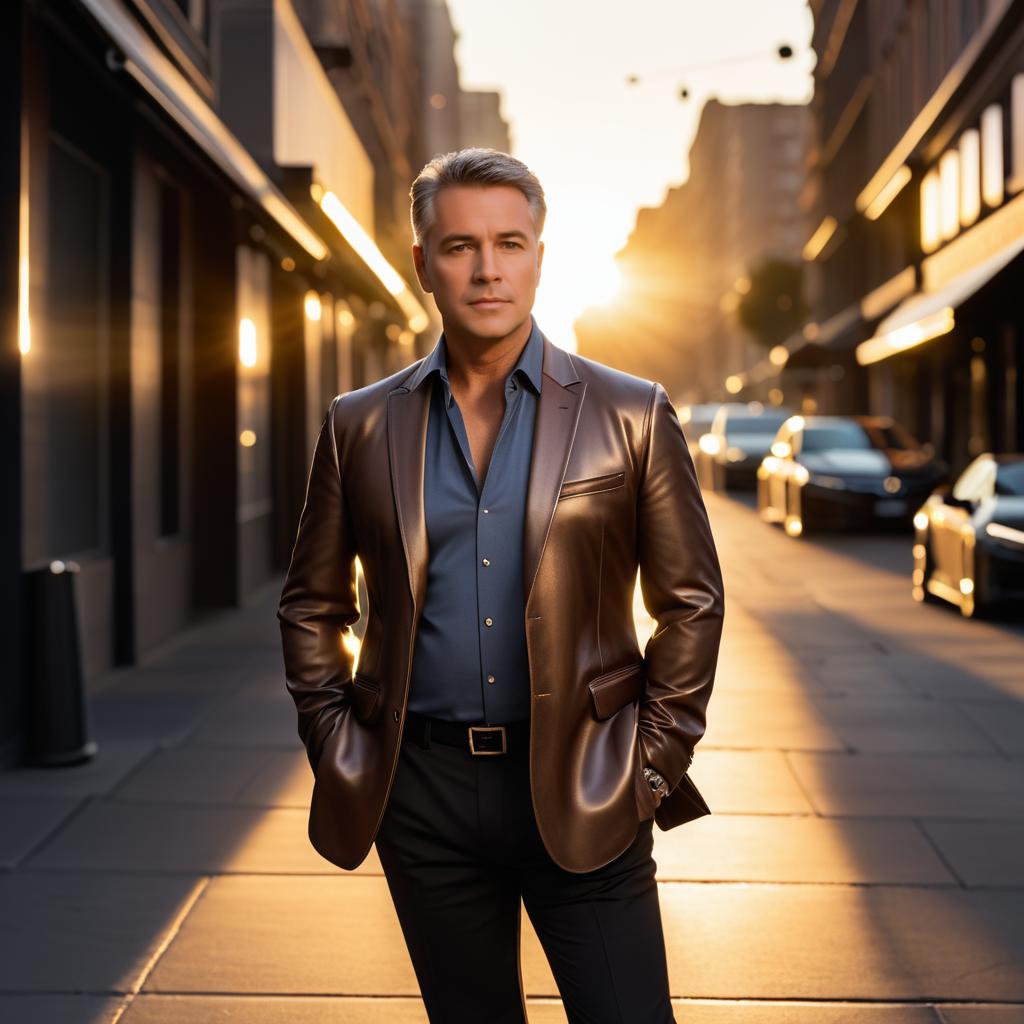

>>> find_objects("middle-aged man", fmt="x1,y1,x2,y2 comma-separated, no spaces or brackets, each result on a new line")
279,148,724,1023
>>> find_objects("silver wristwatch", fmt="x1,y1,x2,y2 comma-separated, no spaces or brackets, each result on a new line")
643,766,669,799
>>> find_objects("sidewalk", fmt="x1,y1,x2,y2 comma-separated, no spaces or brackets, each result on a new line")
1,493,1023,1022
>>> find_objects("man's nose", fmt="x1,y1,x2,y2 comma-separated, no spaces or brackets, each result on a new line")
473,246,500,281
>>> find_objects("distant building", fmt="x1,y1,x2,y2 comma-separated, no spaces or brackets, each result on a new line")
575,99,810,403
461,90,512,153
791,0,1023,468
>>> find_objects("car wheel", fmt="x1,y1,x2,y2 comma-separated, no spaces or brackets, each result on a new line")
757,473,772,521
913,531,940,604
785,481,805,538
959,535,978,618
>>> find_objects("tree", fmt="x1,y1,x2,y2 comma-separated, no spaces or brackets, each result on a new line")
736,257,806,350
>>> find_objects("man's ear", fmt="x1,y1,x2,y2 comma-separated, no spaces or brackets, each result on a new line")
535,239,545,284
412,244,433,293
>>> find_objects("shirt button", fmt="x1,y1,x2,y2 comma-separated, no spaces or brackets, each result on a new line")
481,557,490,566
484,616,493,626
487,674,496,684
482,508,490,514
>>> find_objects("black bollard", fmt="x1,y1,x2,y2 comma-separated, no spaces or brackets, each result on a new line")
24,560,98,766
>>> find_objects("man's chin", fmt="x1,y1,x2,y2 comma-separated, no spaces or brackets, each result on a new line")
451,308,528,340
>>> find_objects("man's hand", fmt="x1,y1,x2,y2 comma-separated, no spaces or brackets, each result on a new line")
278,396,361,772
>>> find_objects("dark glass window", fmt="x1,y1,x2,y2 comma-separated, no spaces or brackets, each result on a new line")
996,461,1024,496
45,138,108,558
801,423,872,452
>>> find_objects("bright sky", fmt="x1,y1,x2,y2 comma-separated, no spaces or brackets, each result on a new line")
445,0,815,349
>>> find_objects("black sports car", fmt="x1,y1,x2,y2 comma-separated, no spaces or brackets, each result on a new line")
758,415,945,534
913,453,1024,617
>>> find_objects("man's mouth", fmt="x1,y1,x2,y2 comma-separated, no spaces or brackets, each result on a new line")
470,298,509,306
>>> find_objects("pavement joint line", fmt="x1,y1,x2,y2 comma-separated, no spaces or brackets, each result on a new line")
8,793,99,871
9,867,1022,889
911,817,968,889
109,874,211,1022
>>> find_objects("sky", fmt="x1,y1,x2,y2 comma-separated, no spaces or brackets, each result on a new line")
445,0,816,348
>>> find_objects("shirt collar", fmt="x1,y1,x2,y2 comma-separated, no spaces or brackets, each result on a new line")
419,317,544,408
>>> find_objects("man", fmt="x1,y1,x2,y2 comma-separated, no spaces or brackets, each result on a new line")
278,148,724,1023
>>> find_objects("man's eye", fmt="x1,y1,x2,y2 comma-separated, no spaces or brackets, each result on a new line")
500,241,522,249
448,244,469,253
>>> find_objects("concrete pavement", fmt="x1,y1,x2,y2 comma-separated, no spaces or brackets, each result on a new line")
2,491,1023,1022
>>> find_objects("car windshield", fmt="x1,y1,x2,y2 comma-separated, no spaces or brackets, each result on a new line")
996,462,1024,495
801,423,872,452
724,414,788,438
862,422,920,451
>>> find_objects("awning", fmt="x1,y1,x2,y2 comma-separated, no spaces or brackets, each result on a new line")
78,0,330,260
856,211,1024,365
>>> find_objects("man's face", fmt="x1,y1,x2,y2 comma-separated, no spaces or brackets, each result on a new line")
412,184,544,342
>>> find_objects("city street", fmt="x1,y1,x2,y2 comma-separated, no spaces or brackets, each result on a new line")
1,490,1023,1022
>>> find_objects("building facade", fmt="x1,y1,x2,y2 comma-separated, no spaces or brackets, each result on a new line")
789,0,1024,467
1,0,439,767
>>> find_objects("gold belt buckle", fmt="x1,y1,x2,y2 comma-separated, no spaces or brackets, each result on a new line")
468,724,507,755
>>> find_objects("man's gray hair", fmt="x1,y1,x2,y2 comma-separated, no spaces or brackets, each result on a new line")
409,148,547,247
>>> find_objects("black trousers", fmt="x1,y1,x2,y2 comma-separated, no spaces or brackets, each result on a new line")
373,725,677,1023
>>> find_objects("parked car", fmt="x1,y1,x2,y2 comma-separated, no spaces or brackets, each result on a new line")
857,415,948,482
678,403,727,462
696,403,792,491
757,414,944,535
912,453,1024,617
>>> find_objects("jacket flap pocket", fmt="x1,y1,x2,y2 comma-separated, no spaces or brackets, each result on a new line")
350,673,381,722
558,471,626,500
588,661,645,720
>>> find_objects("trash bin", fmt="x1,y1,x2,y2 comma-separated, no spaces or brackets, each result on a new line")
24,560,98,766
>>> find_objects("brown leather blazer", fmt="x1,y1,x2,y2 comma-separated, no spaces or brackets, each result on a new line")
278,331,724,873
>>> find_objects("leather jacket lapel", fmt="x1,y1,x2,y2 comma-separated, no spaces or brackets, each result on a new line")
387,382,431,611
523,335,585,608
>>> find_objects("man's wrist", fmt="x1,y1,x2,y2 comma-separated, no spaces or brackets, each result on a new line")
643,766,670,801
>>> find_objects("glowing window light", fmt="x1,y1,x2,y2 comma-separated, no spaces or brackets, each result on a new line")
769,345,789,367
725,375,743,394
920,169,941,253
239,317,257,367
982,103,1005,206
939,150,960,241
239,429,257,447
1012,78,1024,192
19,256,30,355
304,291,322,321
959,129,981,227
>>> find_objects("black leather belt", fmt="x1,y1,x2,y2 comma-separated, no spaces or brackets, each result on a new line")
403,711,530,756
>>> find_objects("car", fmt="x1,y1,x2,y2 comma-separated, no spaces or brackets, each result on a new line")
912,453,1024,617
678,402,728,462
696,403,792,491
856,415,949,484
757,414,944,535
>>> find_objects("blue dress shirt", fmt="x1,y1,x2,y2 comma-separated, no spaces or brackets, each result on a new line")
406,318,544,723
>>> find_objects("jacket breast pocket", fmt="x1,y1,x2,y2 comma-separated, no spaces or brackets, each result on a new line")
558,470,626,501
587,661,645,719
